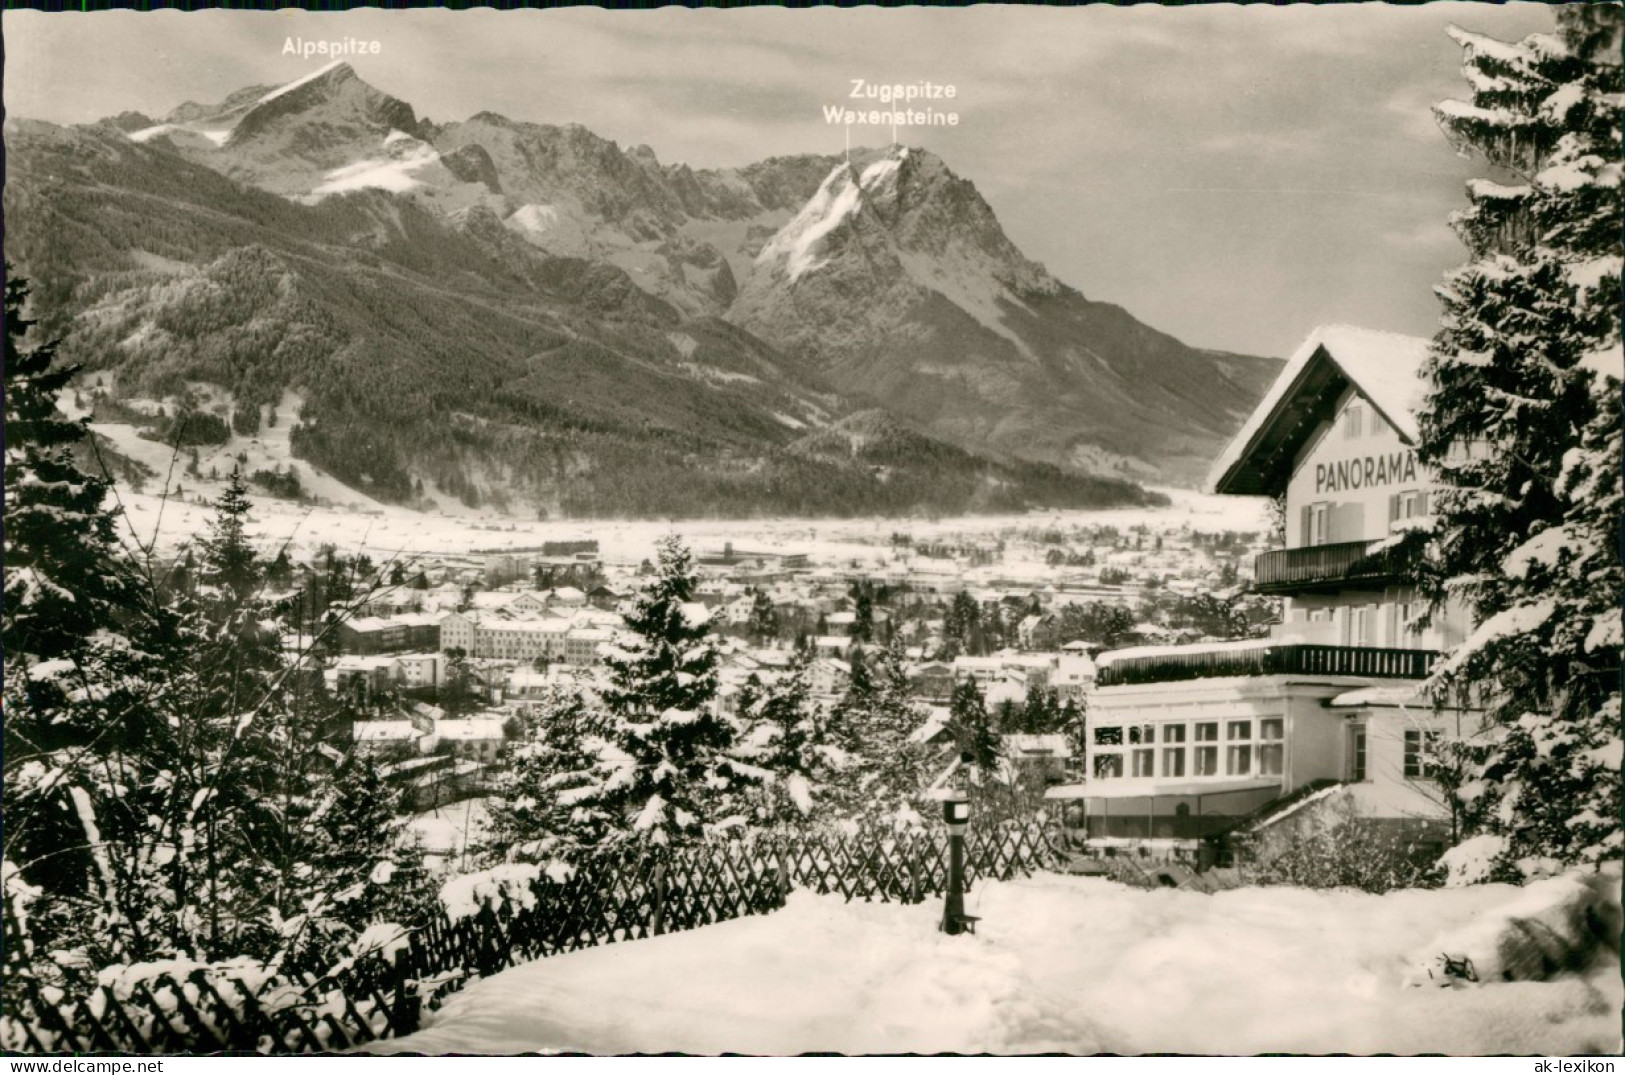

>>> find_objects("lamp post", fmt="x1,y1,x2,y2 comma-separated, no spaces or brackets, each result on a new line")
940,789,977,936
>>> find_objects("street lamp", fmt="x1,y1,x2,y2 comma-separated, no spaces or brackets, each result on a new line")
940,789,978,936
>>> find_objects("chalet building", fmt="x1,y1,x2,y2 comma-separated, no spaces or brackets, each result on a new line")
1051,654,1096,704
351,720,426,762
1050,327,1477,863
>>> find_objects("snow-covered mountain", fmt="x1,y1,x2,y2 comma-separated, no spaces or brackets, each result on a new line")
44,62,1278,488
731,145,1280,482
6,109,1158,519
134,63,451,199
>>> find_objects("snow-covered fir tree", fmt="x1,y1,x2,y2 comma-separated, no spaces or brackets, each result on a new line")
947,677,1000,775
735,650,848,826
1420,7,1622,871
3,272,184,984
198,468,261,601
4,305,434,996
2,271,140,662
483,686,617,863
842,642,936,825
583,536,757,846
746,589,779,645
300,754,438,943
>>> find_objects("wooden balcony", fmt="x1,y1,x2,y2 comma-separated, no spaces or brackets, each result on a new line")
1097,644,1438,687
1252,540,1412,595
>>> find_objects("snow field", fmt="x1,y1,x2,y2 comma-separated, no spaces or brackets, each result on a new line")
372,871,1621,1055
99,464,1267,571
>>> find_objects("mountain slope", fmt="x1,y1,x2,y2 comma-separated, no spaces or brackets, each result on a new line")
3,116,1157,518
99,66,1276,484
728,147,1281,484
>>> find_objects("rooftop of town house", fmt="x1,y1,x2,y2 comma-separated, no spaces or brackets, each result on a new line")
352,721,425,742
432,718,507,740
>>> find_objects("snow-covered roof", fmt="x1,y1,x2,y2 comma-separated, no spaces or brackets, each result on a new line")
1327,685,1432,709
1044,777,1280,800
908,707,953,745
1207,325,1433,497
353,721,424,743
433,719,507,740
1096,638,1273,667
334,655,401,672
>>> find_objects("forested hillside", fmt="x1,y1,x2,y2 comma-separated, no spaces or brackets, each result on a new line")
4,118,1159,518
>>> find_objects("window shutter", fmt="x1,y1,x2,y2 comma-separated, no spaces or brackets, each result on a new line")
1419,492,1430,517
1388,494,1400,526
1300,505,1312,547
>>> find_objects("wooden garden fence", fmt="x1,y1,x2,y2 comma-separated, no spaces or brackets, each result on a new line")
2,820,1060,1054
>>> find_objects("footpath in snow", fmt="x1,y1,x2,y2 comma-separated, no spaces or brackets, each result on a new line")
370,871,1621,1056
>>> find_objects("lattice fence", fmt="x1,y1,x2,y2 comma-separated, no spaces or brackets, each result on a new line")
3,820,1060,1054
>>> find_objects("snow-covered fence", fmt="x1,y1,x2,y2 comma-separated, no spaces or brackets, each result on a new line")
2,821,1059,1053
0,939,420,1054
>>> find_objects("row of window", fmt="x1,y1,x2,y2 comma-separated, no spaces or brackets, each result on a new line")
1092,719,1286,780
1094,743,1285,780
1095,718,1282,747
1094,724,1441,784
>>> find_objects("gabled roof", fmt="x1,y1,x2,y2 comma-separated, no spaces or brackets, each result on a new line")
1207,326,1433,497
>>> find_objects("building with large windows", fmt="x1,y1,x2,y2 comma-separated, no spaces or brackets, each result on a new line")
1049,327,1477,862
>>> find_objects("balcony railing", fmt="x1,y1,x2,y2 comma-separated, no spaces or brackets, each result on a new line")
1097,644,1438,687
1253,540,1413,595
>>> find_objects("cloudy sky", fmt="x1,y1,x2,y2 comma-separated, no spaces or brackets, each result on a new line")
5,3,1555,357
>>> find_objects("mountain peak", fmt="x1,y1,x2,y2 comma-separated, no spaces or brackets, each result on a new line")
230,61,416,143
744,141,1056,320
256,60,358,103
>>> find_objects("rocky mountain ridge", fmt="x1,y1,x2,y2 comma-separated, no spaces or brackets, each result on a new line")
4,60,1279,516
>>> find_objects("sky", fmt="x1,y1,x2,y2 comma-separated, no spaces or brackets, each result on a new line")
3,3,1558,358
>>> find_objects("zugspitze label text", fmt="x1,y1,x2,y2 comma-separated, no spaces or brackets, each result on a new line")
825,79,960,127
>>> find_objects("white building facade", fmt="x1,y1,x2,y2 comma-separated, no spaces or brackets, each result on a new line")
1052,327,1477,863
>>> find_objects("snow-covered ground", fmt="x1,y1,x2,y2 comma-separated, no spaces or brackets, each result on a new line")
101,473,1267,570
370,872,1620,1056
70,381,1267,567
